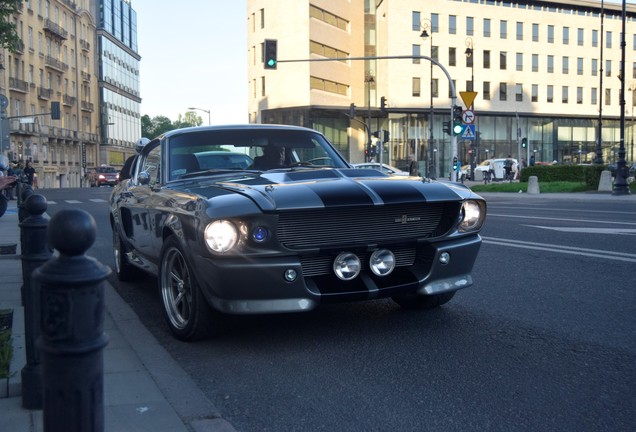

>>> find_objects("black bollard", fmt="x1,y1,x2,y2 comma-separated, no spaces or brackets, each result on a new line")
19,194,51,410
35,209,111,432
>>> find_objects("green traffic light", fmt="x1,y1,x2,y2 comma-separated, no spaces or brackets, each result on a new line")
267,59,276,67
452,123,464,135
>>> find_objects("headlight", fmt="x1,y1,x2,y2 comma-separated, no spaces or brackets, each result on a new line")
204,220,238,253
459,200,485,232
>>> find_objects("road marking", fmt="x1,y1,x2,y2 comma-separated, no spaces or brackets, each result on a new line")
525,225,636,235
488,213,636,226
65,200,82,204
89,199,108,203
481,236,636,263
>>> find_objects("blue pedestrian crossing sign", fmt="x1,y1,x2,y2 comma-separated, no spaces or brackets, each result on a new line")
461,124,476,140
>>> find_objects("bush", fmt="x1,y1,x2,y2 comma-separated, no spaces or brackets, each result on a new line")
521,164,607,189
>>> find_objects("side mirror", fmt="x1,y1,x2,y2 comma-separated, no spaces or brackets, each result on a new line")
138,171,150,185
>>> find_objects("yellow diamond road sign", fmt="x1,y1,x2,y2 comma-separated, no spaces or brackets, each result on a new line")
459,91,478,109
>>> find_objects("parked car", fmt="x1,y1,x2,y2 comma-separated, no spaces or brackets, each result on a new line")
110,125,486,341
474,158,518,180
351,162,409,176
88,166,119,187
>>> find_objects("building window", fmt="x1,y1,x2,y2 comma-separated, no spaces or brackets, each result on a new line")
466,52,473,69
605,88,611,105
563,27,569,45
562,86,568,103
448,80,456,98
309,5,348,31
516,53,523,71
562,56,569,74
578,28,584,46
547,25,554,43
449,15,456,35
466,79,473,92
547,85,554,103
532,23,539,42
431,13,439,32
516,83,523,102
532,84,538,102
633,34,636,50
516,22,523,41
606,60,611,77
500,20,507,39
606,31,612,48
577,87,583,104
591,88,597,105
500,51,507,70
547,55,554,73
260,8,265,29
449,47,456,66
412,11,421,31
261,76,266,97
310,41,349,62
532,54,539,72
592,59,598,76
483,18,491,37
432,78,439,98
483,81,490,100
483,50,490,69
412,77,421,97
310,76,349,95
633,62,636,79
466,17,474,36
577,58,584,75
432,46,439,62
412,44,420,64
592,30,598,47
499,82,507,101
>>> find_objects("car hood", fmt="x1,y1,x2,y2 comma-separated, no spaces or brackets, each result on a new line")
177,169,478,212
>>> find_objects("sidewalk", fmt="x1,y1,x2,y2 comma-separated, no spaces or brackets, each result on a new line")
0,200,235,432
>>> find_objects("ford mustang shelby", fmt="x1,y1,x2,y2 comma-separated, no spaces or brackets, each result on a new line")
110,125,486,341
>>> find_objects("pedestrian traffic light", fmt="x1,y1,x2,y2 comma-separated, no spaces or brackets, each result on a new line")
264,39,277,69
521,137,527,148
452,105,464,136
443,121,451,136
380,96,387,113
51,101,61,120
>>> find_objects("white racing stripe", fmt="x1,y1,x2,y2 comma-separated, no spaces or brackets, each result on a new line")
481,236,636,263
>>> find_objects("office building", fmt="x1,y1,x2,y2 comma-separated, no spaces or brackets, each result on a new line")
247,0,636,177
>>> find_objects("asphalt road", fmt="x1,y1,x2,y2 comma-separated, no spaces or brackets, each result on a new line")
40,188,636,432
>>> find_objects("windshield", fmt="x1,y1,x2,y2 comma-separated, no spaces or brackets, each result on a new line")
166,128,348,181
95,166,118,173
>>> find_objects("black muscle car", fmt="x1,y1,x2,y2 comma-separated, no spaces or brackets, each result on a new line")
110,125,486,341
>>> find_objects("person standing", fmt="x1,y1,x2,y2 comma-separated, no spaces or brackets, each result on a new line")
23,161,36,187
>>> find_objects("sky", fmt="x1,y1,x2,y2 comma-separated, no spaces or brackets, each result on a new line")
131,0,248,125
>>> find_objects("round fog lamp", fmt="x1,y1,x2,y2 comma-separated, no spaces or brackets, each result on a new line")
284,269,297,282
369,249,395,276
252,226,269,242
439,252,450,265
333,252,361,281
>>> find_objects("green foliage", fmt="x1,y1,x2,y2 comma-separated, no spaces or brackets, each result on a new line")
471,181,591,193
141,112,202,140
0,1,23,53
520,164,606,189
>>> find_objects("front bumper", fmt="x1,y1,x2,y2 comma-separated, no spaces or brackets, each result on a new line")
191,234,482,314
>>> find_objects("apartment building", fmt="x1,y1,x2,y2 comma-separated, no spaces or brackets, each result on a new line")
247,0,636,178
0,0,140,189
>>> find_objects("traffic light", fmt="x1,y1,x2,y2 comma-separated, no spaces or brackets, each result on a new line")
452,105,464,136
51,101,61,120
443,121,451,136
348,103,356,119
521,137,527,148
264,39,277,69
380,96,387,113
383,130,390,143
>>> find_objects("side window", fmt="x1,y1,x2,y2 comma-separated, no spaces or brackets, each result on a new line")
140,143,161,186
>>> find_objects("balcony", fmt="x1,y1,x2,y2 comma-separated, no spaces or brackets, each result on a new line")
44,55,69,72
81,71,91,82
80,39,90,51
81,101,94,112
38,86,53,99
43,19,68,40
63,94,76,106
9,77,29,93
14,40,24,54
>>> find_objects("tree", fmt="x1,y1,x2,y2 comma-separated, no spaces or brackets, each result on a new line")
141,115,175,139
0,1,24,53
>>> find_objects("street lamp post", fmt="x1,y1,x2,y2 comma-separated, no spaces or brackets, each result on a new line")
365,75,374,161
465,37,475,179
420,19,435,179
188,107,211,125
628,81,636,162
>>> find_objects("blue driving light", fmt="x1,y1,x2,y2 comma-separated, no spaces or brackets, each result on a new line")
252,226,269,242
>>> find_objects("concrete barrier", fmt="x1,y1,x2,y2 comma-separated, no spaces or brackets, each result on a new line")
527,176,540,194
598,170,612,192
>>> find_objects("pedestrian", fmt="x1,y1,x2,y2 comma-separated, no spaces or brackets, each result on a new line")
4,162,16,199
529,155,535,166
408,154,418,176
23,161,36,187
504,155,514,182
488,158,496,181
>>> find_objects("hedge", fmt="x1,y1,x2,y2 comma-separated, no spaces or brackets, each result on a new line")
519,164,607,189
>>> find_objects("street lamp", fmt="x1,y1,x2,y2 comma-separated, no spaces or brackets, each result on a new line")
465,37,475,179
188,107,211,125
365,75,374,161
629,80,636,162
420,18,435,178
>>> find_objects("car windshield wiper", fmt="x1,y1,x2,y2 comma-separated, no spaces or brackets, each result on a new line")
179,169,262,179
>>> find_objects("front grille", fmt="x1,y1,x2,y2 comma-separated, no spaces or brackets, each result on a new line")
277,202,457,249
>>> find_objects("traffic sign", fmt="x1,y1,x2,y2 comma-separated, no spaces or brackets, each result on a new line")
459,91,478,109
462,110,475,124
461,124,476,140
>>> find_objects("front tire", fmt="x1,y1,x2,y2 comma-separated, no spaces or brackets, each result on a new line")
159,236,221,341
392,291,456,310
